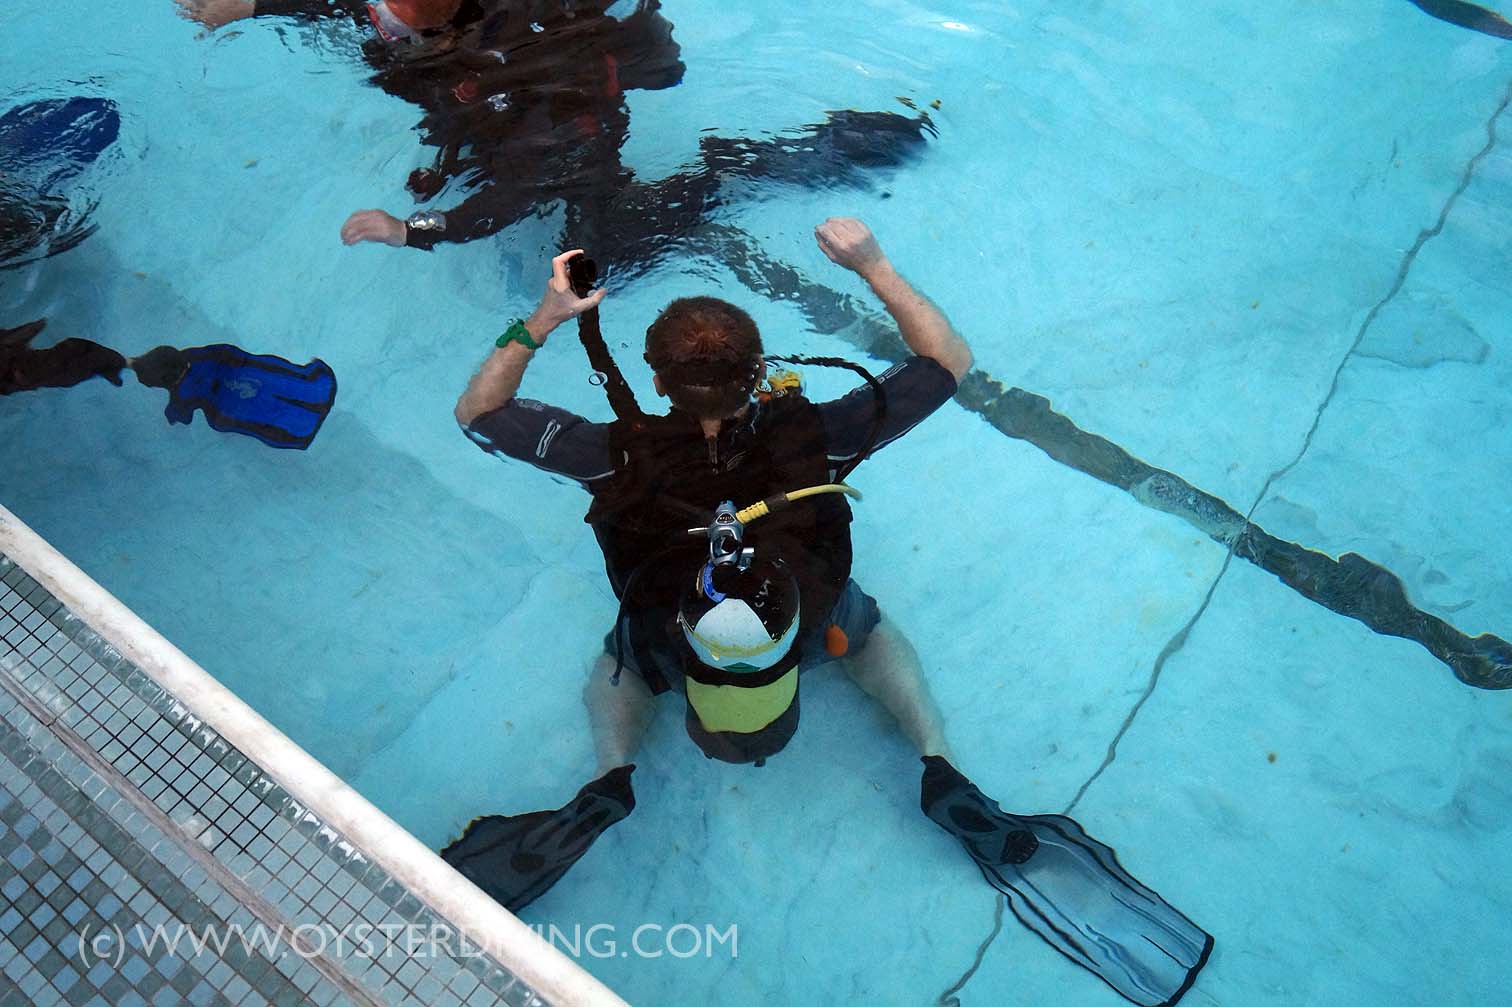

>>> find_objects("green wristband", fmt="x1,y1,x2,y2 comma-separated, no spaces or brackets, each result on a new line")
495,319,541,351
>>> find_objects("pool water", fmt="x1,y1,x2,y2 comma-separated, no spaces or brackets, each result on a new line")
4,1,1511,1004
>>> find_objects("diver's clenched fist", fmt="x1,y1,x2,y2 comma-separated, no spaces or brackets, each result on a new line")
176,0,255,30
814,217,889,280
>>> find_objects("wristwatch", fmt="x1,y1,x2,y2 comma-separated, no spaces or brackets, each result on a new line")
495,319,541,351
405,210,446,232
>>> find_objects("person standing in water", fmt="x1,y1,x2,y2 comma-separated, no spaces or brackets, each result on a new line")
442,216,1213,1006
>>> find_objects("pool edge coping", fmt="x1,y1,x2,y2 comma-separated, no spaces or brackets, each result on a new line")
0,502,629,1007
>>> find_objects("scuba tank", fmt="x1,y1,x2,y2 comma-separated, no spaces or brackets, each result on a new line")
565,253,883,761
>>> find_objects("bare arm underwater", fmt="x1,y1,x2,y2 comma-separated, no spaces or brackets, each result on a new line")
814,216,973,383
453,249,606,426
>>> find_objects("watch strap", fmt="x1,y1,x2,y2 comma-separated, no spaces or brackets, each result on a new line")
495,319,541,351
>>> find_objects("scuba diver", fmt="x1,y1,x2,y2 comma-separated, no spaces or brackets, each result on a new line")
175,0,935,273
2,320,337,450
443,217,1214,1006
1,97,120,269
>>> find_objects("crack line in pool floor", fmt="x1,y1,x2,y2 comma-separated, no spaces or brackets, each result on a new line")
1242,74,1512,530
1062,74,1512,813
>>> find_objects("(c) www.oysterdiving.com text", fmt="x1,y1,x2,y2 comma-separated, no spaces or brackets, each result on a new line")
75,921,739,965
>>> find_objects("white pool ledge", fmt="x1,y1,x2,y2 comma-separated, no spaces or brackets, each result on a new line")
0,502,629,1007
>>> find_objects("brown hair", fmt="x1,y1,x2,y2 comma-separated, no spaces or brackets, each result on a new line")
645,297,763,418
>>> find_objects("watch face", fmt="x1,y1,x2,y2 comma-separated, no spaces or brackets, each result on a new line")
407,212,444,231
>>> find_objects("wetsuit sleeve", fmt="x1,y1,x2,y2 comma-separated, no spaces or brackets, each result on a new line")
252,0,368,21
816,355,957,477
403,178,535,251
463,399,616,488
1,339,127,394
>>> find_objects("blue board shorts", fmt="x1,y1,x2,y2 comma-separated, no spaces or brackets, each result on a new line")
603,578,882,694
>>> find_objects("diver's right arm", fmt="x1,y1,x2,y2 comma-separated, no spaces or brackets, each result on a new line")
453,249,606,425
454,252,614,487
814,217,973,383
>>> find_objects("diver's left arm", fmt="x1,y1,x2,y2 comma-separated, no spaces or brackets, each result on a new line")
176,0,366,30
817,356,958,476
341,177,539,250
453,250,606,425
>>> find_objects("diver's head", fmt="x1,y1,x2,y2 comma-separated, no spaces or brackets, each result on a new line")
678,554,803,764
645,297,765,419
367,0,461,40
131,346,189,390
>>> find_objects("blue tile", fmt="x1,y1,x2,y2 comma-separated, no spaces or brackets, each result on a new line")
2,952,29,980
17,968,48,998
86,958,114,987
122,954,149,983
31,982,63,1007
46,962,78,990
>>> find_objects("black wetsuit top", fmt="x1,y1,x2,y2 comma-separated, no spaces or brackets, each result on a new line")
251,0,684,250
463,355,958,675
464,356,957,493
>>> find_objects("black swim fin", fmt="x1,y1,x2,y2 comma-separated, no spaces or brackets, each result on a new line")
441,765,635,913
1406,0,1512,41
922,756,1213,1007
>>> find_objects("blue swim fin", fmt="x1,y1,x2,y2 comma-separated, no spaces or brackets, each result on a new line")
0,97,121,188
161,344,338,450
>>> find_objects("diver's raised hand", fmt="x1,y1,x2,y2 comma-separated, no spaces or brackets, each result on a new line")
815,217,889,280
524,250,608,340
176,0,255,30
340,210,408,248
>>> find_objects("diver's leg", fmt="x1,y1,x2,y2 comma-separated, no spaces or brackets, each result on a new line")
439,653,646,913
842,615,951,759
585,652,655,775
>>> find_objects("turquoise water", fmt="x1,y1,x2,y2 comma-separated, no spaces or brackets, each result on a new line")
4,1,1512,1004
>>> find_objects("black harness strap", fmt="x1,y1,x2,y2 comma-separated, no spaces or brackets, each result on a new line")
767,353,886,483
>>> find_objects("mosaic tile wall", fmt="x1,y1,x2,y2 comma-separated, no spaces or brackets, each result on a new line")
0,555,553,1007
